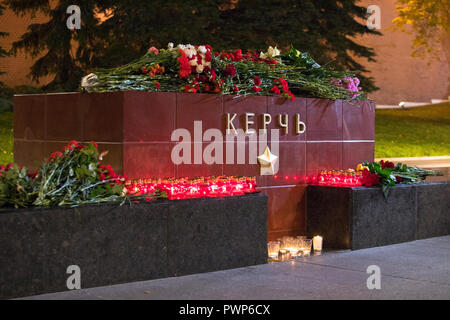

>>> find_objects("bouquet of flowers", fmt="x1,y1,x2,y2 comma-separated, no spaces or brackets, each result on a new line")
81,43,366,100
356,160,441,198
0,141,166,208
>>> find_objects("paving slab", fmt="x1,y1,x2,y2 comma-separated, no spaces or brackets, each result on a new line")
19,236,450,300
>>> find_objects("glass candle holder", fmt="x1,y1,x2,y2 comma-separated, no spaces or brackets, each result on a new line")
279,249,290,261
302,239,312,256
267,241,280,259
313,235,323,252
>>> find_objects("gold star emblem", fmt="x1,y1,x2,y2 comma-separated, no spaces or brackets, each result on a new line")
257,146,278,175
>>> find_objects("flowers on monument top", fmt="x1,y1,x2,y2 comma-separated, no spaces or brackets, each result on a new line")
224,64,237,78
331,76,361,98
260,46,280,59
252,85,262,93
271,85,281,95
148,46,159,55
81,43,367,100
177,49,192,78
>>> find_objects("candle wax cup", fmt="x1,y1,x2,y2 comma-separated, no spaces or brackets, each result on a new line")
313,236,323,251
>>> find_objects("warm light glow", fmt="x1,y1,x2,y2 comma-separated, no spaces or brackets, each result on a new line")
308,170,363,187
313,235,323,251
125,176,257,200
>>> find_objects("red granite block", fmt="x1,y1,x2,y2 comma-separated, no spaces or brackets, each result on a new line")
342,142,375,169
222,141,260,177
123,142,173,179
343,100,375,140
14,140,45,171
124,92,176,142
306,98,343,141
223,95,267,134
306,142,343,176
265,141,307,186
176,142,223,178
83,92,124,142
13,94,46,140
98,143,124,175
46,93,83,141
262,185,307,235
176,93,223,133
268,229,304,242
267,96,306,141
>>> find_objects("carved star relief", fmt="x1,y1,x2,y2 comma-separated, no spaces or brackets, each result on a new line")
257,146,278,175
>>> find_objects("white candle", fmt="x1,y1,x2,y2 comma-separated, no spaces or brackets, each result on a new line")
313,235,323,251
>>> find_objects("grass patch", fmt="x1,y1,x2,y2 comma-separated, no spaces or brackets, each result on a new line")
0,111,13,165
375,103,450,158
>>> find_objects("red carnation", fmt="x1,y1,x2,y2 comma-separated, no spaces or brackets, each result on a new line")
271,85,281,95
210,69,216,81
155,81,161,90
396,176,403,184
27,171,38,179
277,77,289,92
48,151,63,162
233,49,243,61
252,86,262,93
233,84,239,92
287,91,295,101
205,50,211,62
141,67,148,74
177,49,192,78
254,76,262,86
362,169,380,187
65,140,78,151
381,160,395,169
224,64,237,78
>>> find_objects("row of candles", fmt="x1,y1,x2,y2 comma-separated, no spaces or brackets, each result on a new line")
268,235,323,261
308,170,363,187
125,176,257,200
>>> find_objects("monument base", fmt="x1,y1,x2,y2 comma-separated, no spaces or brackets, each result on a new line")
0,193,267,299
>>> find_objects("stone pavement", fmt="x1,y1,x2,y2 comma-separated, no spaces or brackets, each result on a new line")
21,236,450,300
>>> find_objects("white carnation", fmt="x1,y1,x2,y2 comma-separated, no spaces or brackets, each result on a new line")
260,46,280,59
81,73,98,90
196,64,204,73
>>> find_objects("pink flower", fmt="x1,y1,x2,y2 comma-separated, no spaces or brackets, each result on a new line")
148,46,159,55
